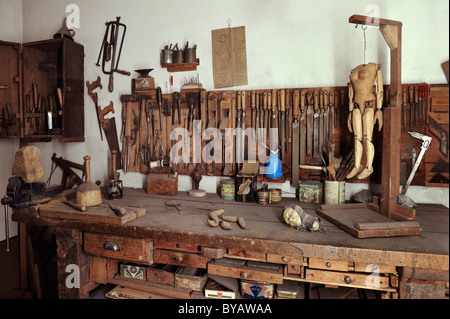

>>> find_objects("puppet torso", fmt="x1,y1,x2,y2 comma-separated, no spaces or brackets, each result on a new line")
350,63,378,109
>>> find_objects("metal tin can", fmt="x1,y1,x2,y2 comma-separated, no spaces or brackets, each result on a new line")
257,184,270,205
173,49,184,63
298,181,323,204
162,48,173,64
220,179,235,200
269,188,282,202
324,181,345,204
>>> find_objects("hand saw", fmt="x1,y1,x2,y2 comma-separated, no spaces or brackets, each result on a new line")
98,101,122,169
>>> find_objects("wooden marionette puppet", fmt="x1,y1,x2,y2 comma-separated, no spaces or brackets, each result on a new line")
346,62,383,180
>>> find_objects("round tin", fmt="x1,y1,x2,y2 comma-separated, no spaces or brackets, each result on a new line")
269,188,282,202
220,179,235,200
257,184,270,205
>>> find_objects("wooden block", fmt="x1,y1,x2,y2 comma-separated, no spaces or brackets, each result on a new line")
320,203,367,211
145,173,178,195
39,201,145,225
201,247,227,259
12,146,44,183
354,221,420,230
316,207,421,238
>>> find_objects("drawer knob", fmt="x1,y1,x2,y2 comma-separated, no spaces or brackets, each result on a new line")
174,256,182,263
282,256,288,262
344,276,352,284
240,272,248,279
103,241,121,251
326,262,331,268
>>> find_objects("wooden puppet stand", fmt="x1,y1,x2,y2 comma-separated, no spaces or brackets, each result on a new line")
347,15,415,221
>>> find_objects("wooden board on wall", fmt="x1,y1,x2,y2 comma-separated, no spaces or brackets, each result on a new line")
424,85,449,187
122,83,432,190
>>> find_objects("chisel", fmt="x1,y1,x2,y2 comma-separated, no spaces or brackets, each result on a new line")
402,88,407,130
241,90,246,131
271,90,278,152
323,90,329,147
408,86,414,129
285,89,291,154
268,91,272,128
313,90,320,159
156,87,163,131
291,89,300,188
418,86,424,119
422,85,428,119
318,90,324,154
251,91,256,130
299,90,306,165
263,92,268,134
236,91,242,165
124,101,132,172
328,90,334,141
334,90,339,128
280,89,286,162
306,91,313,155
414,85,419,124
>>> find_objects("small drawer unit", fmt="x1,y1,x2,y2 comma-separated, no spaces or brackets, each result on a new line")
84,232,153,265
208,258,283,284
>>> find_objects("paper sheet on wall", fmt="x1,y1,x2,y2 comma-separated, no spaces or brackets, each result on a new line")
211,26,248,89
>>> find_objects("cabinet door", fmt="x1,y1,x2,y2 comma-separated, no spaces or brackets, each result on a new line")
61,39,84,142
0,40,22,138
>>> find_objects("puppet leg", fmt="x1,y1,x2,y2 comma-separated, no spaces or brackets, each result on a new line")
357,108,375,179
346,108,363,179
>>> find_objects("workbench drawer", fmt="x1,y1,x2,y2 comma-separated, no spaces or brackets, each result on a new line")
146,263,178,286
227,249,266,261
208,258,283,284
84,232,153,265
154,249,208,269
154,239,199,253
175,267,208,292
308,258,350,272
305,268,390,290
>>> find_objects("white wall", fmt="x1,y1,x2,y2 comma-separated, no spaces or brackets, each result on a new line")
1,0,449,241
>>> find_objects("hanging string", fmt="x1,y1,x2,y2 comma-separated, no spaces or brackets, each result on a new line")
362,25,367,64
355,24,368,64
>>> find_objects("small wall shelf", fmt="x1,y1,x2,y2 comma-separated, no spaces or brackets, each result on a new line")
162,60,199,72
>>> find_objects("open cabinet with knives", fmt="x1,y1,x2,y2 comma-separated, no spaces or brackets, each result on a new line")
0,38,84,142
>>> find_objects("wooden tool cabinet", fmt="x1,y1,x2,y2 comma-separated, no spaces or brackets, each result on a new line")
12,189,449,299
0,38,84,142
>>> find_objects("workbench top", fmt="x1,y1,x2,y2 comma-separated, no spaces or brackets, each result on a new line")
12,187,449,271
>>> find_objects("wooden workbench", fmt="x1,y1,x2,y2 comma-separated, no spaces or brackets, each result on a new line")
12,188,449,299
